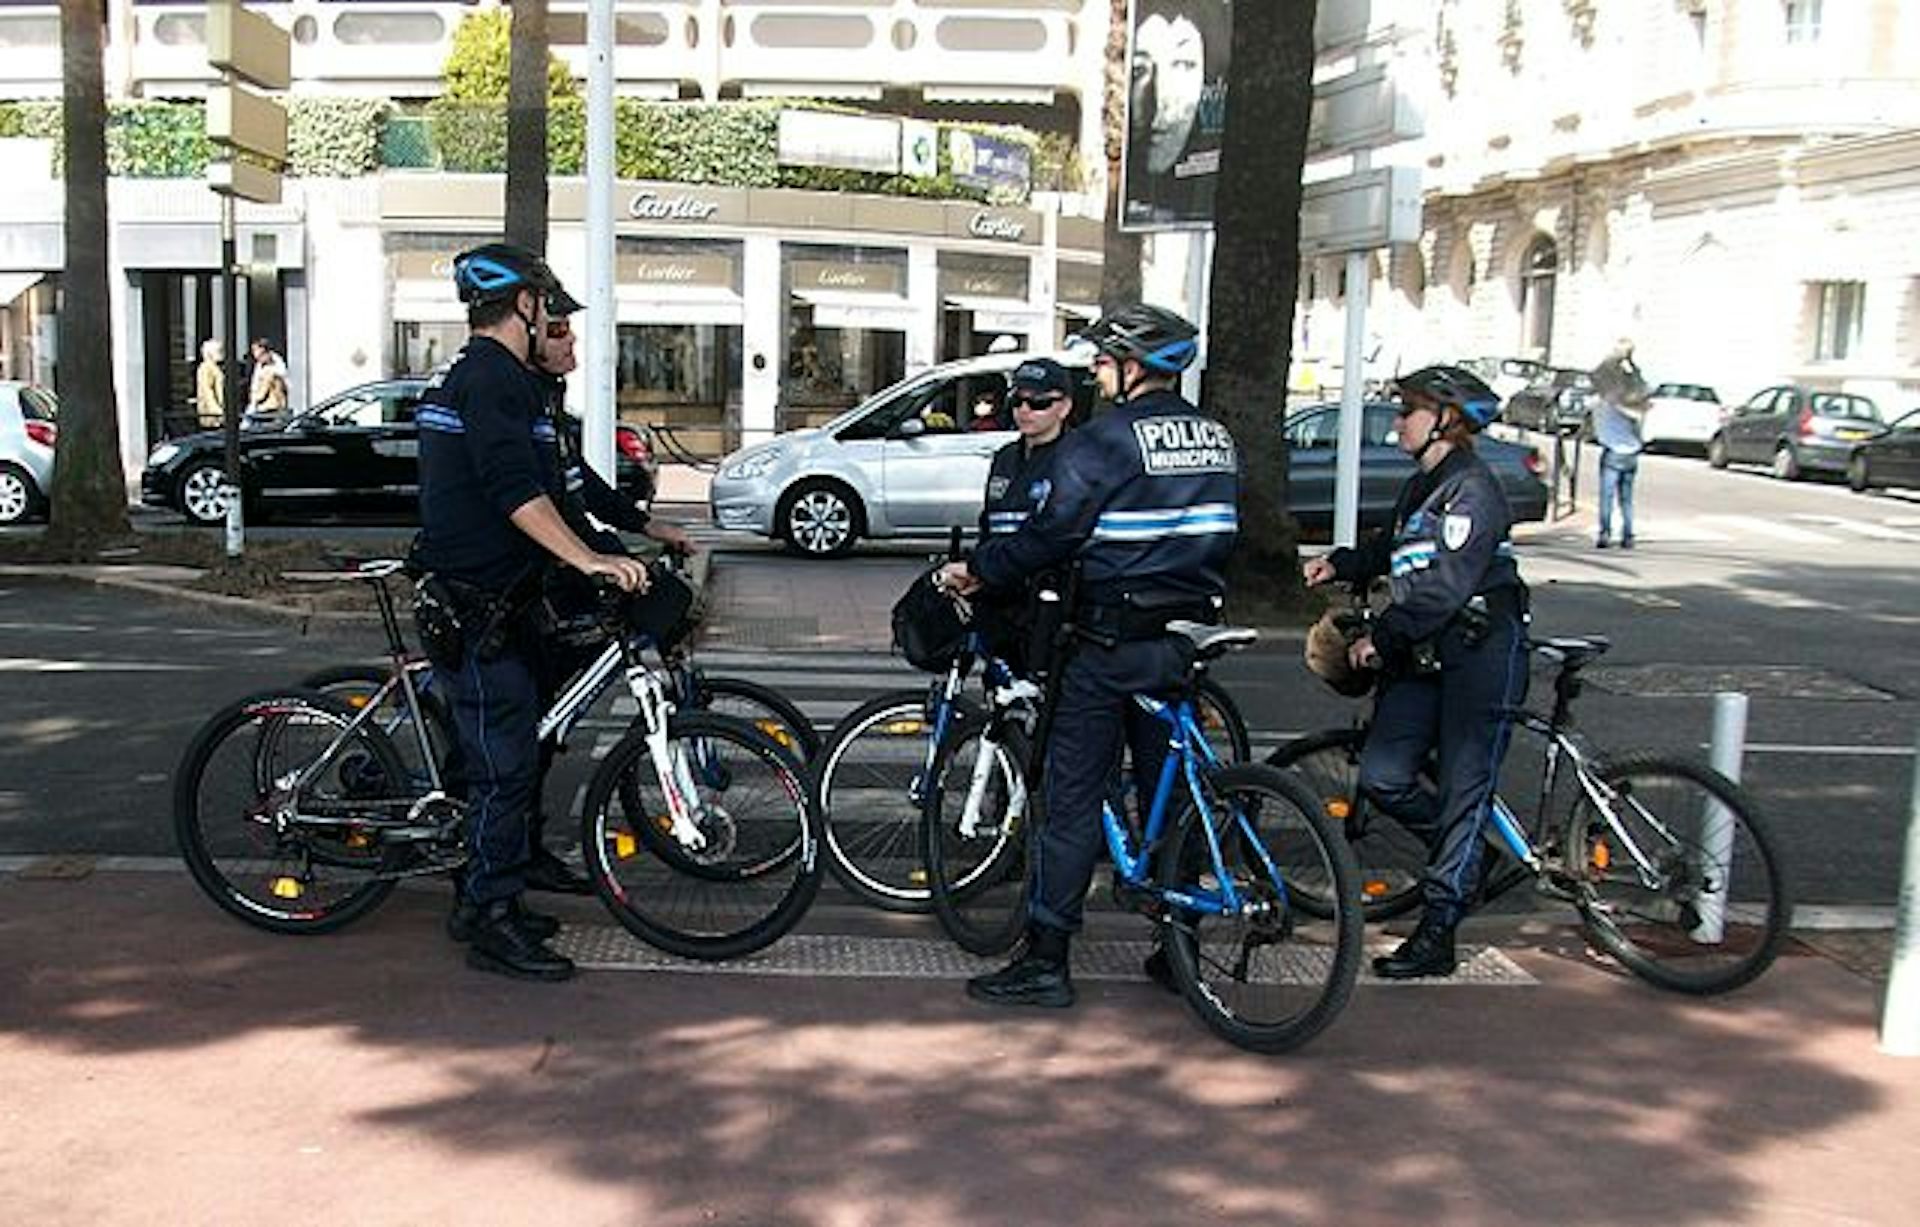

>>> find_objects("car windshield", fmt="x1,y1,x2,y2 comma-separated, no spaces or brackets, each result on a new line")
1810,393,1882,423
1890,409,1920,432
18,386,57,421
1654,383,1716,402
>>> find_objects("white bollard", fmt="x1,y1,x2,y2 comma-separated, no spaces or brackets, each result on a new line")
1694,691,1748,943
1879,726,1920,1056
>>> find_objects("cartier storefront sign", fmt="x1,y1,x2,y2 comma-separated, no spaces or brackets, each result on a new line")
790,260,905,295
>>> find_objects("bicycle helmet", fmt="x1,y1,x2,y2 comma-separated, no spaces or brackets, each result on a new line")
1081,303,1200,375
451,242,561,308
1393,364,1501,431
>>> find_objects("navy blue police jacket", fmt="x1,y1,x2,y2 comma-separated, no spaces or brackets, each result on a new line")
978,435,1061,541
533,373,651,552
1326,445,1523,665
415,336,564,593
968,389,1239,607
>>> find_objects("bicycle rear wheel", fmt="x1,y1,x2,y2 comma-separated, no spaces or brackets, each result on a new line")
811,690,963,912
921,713,1032,956
174,689,411,934
1266,728,1428,922
1565,755,1790,995
1157,764,1364,1054
583,712,822,961
300,663,456,792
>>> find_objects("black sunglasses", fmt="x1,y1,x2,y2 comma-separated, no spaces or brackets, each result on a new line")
544,318,573,339
1010,392,1066,410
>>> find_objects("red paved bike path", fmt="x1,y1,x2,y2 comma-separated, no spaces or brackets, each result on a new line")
4,868,1918,1227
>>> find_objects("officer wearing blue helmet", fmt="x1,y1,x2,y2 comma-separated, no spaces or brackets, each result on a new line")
414,241,649,981
1302,362,1531,979
939,305,1239,1008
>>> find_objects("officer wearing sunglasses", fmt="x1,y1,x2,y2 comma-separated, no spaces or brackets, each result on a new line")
972,358,1076,674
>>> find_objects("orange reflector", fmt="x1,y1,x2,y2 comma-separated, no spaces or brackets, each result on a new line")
881,720,926,736
270,877,303,899
1325,797,1352,820
1362,879,1389,898
347,694,370,709
1592,841,1612,871
755,720,796,750
345,830,372,849
909,868,928,886
613,832,638,860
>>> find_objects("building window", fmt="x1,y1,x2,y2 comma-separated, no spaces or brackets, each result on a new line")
1812,280,1864,361
1783,0,1821,45
1519,236,1557,359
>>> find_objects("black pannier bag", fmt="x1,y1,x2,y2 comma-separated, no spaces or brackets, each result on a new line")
891,569,971,673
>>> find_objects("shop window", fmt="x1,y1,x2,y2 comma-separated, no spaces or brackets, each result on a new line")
333,13,445,47
785,308,906,425
394,321,466,377
1811,280,1863,361
153,14,206,47
616,323,743,430
0,15,58,49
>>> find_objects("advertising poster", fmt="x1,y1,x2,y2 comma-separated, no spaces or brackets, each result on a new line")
1121,0,1233,231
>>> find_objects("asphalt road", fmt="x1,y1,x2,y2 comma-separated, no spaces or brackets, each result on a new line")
3,449,1916,905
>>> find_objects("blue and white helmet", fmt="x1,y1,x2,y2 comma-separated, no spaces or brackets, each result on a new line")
1081,303,1200,374
1393,364,1501,431
451,242,561,308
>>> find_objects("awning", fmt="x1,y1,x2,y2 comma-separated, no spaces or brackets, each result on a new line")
792,288,914,331
0,271,45,307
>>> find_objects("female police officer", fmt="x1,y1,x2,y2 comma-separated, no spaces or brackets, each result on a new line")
1302,364,1529,979
971,357,1076,674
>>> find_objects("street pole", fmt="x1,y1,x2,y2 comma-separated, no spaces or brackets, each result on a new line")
583,0,616,485
1333,246,1368,548
219,192,244,558
1881,724,1920,1056
1696,691,1749,943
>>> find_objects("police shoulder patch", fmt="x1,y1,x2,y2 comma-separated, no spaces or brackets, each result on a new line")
1442,513,1473,551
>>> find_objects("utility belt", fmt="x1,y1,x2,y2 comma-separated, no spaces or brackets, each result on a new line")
1075,590,1222,649
413,567,546,667
1401,584,1530,674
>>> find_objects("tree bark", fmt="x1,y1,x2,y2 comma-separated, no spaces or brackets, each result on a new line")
49,0,129,548
1098,0,1141,311
1204,0,1317,614
506,0,550,253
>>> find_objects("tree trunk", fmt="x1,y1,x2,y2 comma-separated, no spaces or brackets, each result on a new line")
505,0,550,253
49,0,129,549
1098,0,1141,311
1204,0,1317,614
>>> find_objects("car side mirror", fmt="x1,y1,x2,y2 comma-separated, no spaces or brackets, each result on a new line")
890,417,927,440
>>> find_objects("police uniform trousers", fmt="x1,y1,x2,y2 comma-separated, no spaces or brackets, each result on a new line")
445,633,544,907
1032,635,1191,934
1357,612,1531,927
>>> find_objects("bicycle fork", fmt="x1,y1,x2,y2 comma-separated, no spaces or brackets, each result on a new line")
629,667,708,854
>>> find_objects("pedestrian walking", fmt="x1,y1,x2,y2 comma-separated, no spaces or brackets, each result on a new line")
1590,337,1650,549
247,338,289,416
195,338,224,430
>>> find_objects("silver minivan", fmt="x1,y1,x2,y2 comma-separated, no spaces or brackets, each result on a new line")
0,381,58,525
711,350,1095,556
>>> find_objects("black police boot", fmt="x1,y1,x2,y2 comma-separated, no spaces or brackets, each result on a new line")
966,924,1075,1009
524,846,592,896
1372,915,1459,980
466,898,575,981
1142,942,1180,995
447,894,559,944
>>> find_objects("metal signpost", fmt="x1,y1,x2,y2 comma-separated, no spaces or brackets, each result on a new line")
205,0,288,557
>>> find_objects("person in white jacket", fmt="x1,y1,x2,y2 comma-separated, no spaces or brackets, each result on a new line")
1589,338,1650,550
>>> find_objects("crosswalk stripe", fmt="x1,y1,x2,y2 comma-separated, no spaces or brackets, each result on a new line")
1699,514,1841,544
1788,515,1919,542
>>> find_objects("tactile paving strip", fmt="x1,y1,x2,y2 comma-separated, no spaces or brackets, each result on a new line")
553,927,1536,986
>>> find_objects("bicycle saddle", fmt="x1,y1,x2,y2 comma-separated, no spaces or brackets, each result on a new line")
1531,635,1611,668
1169,620,1258,660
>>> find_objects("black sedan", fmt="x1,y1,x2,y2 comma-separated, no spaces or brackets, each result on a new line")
142,379,657,526
1848,409,1920,493
1282,400,1549,535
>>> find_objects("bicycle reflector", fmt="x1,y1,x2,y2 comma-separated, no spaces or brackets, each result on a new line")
613,831,638,860
270,877,303,899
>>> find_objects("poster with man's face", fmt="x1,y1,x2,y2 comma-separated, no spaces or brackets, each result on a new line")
1122,0,1232,231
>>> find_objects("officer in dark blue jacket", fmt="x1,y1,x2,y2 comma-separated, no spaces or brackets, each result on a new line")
1304,363,1530,979
414,242,649,981
939,304,1238,1008
973,357,1075,674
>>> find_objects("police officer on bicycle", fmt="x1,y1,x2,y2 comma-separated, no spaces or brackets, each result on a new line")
972,357,1076,676
939,304,1238,1008
1302,363,1530,979
414,241,648,981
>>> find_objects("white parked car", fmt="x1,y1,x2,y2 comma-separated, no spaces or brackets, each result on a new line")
1640,382,1723,453
0,380,58,525
710,350,1096,557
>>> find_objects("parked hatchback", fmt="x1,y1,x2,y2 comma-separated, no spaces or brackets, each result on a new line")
710,351,1098,557
1709,385,1884,480
1846,408,1920,492
1640,382,1723,453
0,381,58,525
1503,368,1593,435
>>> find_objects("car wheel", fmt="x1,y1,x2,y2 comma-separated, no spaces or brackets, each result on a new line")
1848,452,1872,493
1770,444,1801,482
1707,435,1729,469
0,462,40,525
779,480,862,558
177,460,234,526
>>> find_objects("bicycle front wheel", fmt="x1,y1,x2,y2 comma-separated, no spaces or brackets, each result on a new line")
1266,728,1428,922
1565,755,1790,995
174,689,410,934
584,712,823,961
811,691,960,912
922,713,1033,957
1157,764,1364,1054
